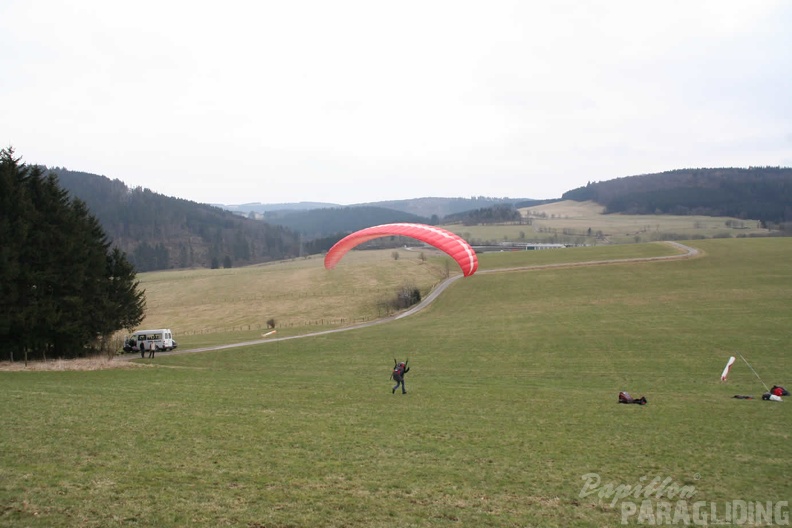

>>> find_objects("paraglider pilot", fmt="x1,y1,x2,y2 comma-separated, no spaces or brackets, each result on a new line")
391,359,410,394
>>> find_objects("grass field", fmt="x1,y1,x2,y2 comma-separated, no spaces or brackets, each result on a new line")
445,200,768,245
140,242,685,349
138,249,450,337
2,238,791,527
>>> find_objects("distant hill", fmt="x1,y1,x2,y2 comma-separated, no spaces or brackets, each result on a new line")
45,165,792,273
562,167,792,224
261,206,428,238
220,201,339,214
221,196,532,218
352,196,532,218
226,196,537,238
50,168,537,270
50,168,301,272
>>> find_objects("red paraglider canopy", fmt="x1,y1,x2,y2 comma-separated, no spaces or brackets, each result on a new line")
324,223,478,277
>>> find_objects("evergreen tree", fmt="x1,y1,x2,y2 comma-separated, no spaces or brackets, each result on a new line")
0,148,27,361
0,148,145,361
97,247,146,349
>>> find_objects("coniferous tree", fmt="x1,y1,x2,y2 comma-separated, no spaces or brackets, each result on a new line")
0,148,27,361
0,148,145,361
96,247,146,350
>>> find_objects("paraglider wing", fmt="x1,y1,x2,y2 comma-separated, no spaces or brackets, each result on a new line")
324,223,478,277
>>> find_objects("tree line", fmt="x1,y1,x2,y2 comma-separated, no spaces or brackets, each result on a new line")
1,148,145,361
444,203,524,225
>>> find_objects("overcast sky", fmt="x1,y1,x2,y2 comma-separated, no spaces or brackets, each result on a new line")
2,1,791,206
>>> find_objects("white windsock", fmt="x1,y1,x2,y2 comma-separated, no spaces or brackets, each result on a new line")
721,356,736,381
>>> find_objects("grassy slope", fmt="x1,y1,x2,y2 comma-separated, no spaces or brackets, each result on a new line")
1,238,790,527
139,249,450,337
446,200,768,244
147,243,683,350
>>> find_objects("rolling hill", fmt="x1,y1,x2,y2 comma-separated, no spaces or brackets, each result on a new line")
48,165,792,272
562,167,792,224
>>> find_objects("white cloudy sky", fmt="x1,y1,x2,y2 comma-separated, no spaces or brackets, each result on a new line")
2,1,791,205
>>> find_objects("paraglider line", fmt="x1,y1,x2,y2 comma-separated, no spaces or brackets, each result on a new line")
737,352,769,391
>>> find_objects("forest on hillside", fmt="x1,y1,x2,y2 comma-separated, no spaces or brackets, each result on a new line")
51,168,301,271
354,196,529,218
261,206,428,238
259,200,557,236
443,203,524,225
562,167,792,225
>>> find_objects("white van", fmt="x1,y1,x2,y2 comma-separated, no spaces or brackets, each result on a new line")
123,329,177,354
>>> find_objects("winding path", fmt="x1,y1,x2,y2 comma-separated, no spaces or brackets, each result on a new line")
118,241,700,360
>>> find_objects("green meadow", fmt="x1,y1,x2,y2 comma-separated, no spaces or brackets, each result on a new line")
447,200,768,245
2,238,791,527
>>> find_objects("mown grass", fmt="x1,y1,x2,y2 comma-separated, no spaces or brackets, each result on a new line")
1,238,790,527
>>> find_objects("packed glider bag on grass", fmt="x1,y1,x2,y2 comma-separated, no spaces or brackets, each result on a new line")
762,386,789,402
324,223,479,277
618,391,647,405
